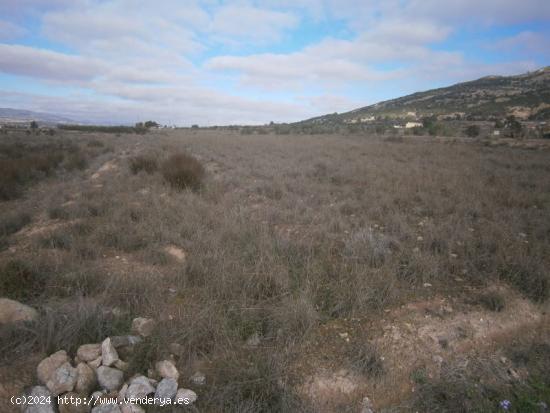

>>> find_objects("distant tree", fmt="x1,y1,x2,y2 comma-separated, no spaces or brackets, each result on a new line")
144,120,159,128
191,124,199,129
30,120,38,131
505,116,524,139
464,125,480,138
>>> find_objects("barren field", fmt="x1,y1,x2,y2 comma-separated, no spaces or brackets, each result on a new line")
1,129,549,412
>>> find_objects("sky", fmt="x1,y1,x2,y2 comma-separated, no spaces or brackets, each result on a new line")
0,0,549,125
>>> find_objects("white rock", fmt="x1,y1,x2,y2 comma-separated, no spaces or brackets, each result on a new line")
154,378,177,403
77,344,101,362
155,360,179,380
21,386,56,413
75,363,97,395
91,404,121,413
88,357,102,370
175,388,197,405
58,392,91,413
0,298,38,324
113,360,128,371
126,376,155,400
96,366,124,391
120,405,145,413
101,338,119,367
37,350,69,385
190,371,206,386
131,318,155,337
117,384,128,403
46,362,78,396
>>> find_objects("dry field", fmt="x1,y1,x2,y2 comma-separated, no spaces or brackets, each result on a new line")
1,129,549,412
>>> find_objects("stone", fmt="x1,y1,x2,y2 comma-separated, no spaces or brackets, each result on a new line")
154,378,177,403
246,332,261,347
91,404,121,413
155,360,179,380
126,376,155,400
131,318,155,337
77,344,102,362
120,405,145,413
101,338,119,367
117,383,128,403
46,362,78,396
96,366,124,391
114,360,129,371
37,350,70,385
75,363,97,395
88,357,102,370
360,396,374,413
58,392,91,413
0,298,38,324
21,386,56,413
175,388,197,405
109,336,142,348
190,371,206,386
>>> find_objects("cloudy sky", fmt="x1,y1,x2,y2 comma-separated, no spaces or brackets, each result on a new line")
0,0,549,125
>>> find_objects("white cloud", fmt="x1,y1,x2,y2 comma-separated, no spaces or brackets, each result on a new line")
0,20,27,40
0,44,104,81
209,5,298,43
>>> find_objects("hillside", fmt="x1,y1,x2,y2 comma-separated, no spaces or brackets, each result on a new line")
301,67,550,125
0,108,75,125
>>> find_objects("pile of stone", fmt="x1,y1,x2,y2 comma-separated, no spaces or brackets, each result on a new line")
21,317,202,413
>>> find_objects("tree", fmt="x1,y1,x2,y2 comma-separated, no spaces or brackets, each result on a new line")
505,116,523,139
464,125,480,138
30,120,38,130
144,120,159,128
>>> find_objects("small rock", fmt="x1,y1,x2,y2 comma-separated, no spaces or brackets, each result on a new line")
114,360,129,371
101,338,119,367
77,344,102,362
0,298,38,324
360,396,374,413
37,350,70,385
58,392,91,413
154,378,177,403
245,332,261,347
21,386,56,413
97,366,124,391
423,283,432,288
416,236,424,242
155,360,179,380
88,357,102,370
46,362,78,396
164,245,187,263
120,405,145,413
508,367,521,381
75,363,97,395
175,388,197,405
91,404,121,413
433,355,444,364
190,371,206,386
131,318,155,337
117,383,128,403
126,376,155,400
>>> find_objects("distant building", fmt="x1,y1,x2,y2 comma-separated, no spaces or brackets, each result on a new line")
405,122,423,129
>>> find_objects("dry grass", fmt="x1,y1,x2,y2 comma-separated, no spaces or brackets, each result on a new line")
161,152,205,190
0,129,549,411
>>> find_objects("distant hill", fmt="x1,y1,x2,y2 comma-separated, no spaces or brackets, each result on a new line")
300,67,550,125
0,108,75,125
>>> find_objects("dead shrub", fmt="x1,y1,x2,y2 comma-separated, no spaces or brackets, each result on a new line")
0,211,31,237
161,152,205,190
129,154,158,174
0,260,50,302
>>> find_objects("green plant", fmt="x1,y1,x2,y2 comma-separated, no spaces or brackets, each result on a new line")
129,155,158,174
